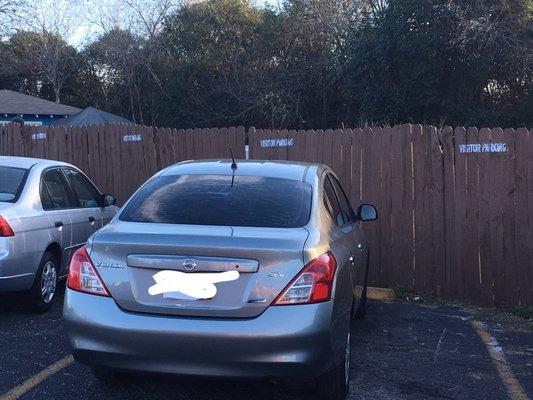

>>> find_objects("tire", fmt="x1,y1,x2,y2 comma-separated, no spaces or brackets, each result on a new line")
27,251,59,313
316,325,352,400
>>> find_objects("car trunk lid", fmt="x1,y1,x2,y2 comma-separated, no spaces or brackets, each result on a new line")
89,222,309,318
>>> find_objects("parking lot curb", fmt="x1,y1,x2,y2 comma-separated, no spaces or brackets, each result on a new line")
354,286,396,301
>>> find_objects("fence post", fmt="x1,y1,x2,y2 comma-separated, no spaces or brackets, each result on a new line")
246,127,254,159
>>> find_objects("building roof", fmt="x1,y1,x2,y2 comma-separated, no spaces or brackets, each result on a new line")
52,106,131,126
0,90,81,116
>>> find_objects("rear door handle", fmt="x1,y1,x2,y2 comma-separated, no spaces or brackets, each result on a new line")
54,221,63,228
88,216,96,223
349,255,355,264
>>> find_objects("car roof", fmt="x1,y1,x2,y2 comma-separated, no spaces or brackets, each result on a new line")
162,159,327,182
0,155,71,169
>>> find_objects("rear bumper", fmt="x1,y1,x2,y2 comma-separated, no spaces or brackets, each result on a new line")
63,289,341,379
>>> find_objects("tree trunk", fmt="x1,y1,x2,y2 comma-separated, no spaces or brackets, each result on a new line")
54,87,61,103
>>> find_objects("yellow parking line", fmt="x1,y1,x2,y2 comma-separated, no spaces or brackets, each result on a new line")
471,321,529,400
0,355,74,400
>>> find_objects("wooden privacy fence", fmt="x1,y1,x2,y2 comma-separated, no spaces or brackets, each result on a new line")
0,123,531,307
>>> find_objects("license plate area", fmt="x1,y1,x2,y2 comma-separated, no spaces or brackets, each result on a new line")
148,269,241,300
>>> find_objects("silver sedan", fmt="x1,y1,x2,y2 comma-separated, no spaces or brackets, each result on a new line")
63,160,377,400
0,156,118,312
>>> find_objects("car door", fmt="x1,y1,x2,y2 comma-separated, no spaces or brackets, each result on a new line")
328,174,368,289
40,168,76,275
322,173,356,292
62,168,104,252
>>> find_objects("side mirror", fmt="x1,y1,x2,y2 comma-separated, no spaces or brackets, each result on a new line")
356,204,377,221
103,194,117,207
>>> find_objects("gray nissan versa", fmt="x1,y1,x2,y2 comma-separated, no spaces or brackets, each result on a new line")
63,159,377,400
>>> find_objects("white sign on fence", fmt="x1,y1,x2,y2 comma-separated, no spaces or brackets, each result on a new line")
458,143,507,154
31,132,46,140
260,138,294,148
123,134,142,142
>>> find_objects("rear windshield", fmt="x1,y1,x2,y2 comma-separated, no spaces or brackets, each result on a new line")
120,174,312,228
0,166,27,202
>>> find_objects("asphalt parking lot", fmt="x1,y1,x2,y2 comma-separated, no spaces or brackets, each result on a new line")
1,288,532,400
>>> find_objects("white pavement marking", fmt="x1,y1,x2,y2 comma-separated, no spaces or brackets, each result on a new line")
433,328,447,362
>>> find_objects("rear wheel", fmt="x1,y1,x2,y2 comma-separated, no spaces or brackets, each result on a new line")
316,325,351,400
27,251,59,313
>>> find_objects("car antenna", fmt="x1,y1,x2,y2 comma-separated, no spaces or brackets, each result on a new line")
229,147,237,188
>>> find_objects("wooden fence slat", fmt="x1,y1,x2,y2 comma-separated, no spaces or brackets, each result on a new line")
378,127,393,286
340,129,353,206
389,125,403,287
366,126,384,285
234,126,246,159
331,129,343,177
184,128,194,160
401,125,415,290
440,127,455,299
174,129,185,163
304,130,317,164
412,125,431,292
350,128,362,205
501,128,518,306
477,128,493,304
315,129,325,165
526,129,533,305
488,128,506,305
464,127,480,303
296,130,308,163
429,126,445,297
322,129,334,170
286,129,299,162
453,127,467,299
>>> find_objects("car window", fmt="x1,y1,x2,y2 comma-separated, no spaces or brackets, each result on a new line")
0,166,27,202
41,169,76,210
120,175,312,228
328,175,353,224
40,183,55,210
64,168,102,208
323,175,344,226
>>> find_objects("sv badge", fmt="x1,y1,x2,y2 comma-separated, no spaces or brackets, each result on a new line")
268,271,286,278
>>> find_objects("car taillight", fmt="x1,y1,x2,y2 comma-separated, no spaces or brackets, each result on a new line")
273,252,337,305
67,247,110,297
0,216,14,237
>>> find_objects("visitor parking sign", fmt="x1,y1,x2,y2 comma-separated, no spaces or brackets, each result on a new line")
458,143,507,154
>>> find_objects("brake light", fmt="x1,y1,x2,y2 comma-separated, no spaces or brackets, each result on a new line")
0,216,14,237
67,247,110,297
273,252,337,305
